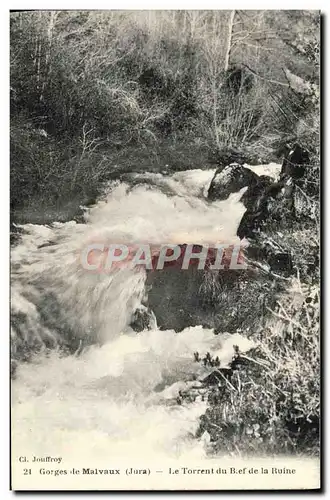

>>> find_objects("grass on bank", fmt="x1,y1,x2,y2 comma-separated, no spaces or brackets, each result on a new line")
186,269,320,457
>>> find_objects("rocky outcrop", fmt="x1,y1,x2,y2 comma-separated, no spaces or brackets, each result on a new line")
237,176,296,239
235,143,313,279
208,144,310,238
240,174,274,210
207,144,311,279
208,163,259,202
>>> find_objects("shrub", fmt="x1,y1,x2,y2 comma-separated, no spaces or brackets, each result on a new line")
192,277,319,456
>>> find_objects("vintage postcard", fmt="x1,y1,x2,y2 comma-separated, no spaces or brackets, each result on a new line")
10,9,320,491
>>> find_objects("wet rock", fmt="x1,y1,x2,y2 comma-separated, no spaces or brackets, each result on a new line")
240,174,274,210
235,146,310,279
237,176,296,239
130,305,157,332
237,145,311,241
208,163,259,202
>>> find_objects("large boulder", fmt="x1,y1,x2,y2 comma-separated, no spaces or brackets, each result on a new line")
208,163,259,202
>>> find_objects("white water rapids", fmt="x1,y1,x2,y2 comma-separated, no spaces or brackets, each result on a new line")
11,166,280,468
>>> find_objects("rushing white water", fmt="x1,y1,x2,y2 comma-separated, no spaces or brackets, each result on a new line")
11,167,267,465
244,162,281,179
12,329,254,462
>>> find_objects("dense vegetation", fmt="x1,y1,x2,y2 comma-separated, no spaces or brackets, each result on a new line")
11,10,319,221
185,274,320,457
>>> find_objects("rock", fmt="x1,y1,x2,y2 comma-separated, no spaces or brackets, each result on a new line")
240,174,273,210
237,210,262,240
236,152,302,278
258,175,275,184
130,305,157,332
237,176,296,239
280,144,310,180
208,163,259,202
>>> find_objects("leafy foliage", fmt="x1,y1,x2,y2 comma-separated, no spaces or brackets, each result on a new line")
184,278,320,456
11,11,320,218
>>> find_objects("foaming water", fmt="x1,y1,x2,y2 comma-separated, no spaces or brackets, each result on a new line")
12,327,254,461
11,168,252,463
244,162,281,179
12,172,246,346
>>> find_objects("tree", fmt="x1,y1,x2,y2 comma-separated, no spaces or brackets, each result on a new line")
224,10,235,71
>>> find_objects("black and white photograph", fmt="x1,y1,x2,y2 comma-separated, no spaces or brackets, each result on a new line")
10,9,320,490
